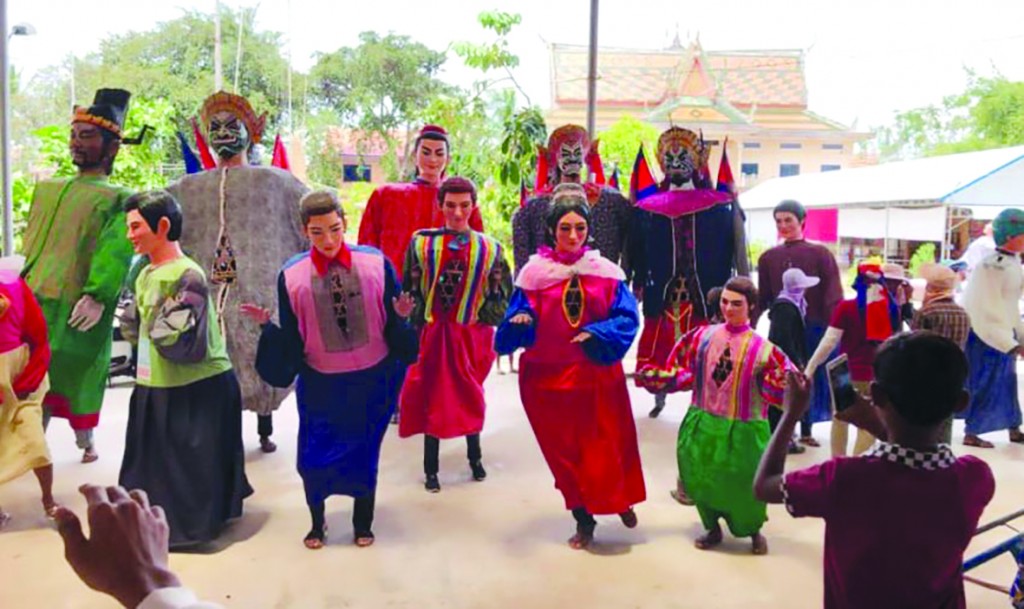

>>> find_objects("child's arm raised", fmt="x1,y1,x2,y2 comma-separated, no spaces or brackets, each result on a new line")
754,370,811,503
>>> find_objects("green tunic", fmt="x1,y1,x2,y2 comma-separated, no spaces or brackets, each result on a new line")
20,176,134,427
134,256,232,388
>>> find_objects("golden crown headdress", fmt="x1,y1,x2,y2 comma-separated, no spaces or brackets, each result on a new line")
200,91,267,144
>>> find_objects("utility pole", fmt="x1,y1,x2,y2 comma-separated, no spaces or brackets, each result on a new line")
214,1,223,90
586,0,599,138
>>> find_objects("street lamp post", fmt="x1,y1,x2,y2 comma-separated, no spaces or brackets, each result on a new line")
0,0,34,256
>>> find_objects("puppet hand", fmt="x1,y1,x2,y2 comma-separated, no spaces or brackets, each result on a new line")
570,332,593,344
54,485,180,609
393,293,416,319
239,304,272,325
68,295,104,332
509,313,533,325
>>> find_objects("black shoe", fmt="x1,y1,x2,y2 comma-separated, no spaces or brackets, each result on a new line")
260,437,278,453
470,460,487,481
424,474,441,493
649,394,667,418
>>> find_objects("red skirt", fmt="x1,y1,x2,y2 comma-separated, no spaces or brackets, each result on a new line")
398,321,495,439
519,358,646,514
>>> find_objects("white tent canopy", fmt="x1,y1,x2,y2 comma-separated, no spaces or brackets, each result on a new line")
739,145,1024,243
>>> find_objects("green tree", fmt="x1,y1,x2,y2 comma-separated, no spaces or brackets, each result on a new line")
878,73,1024,160
597,115,661,186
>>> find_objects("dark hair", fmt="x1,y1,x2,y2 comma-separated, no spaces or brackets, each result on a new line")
705,286,724,321
437,176,477,205
124,190,182,241
773,199,806,223
299,190,345,226
723,276,759,316
873,331,968,426
544,188,592,247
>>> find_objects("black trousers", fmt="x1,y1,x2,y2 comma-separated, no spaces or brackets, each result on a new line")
424,434,481,475
768,407,811,437
308,490,375,533
258,413,273,438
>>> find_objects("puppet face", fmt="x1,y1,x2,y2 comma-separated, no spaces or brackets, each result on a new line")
416,138,448,182
720,288,751,326
441,191,475,233
774,211,804,242
554,211,589,254
208,110,250,160
125,209,164,256
70,122,116,172
305,211,346,260
557,140,585,180
663,146,694,186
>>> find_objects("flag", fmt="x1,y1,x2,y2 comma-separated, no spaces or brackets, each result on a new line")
585,140,606,185
609,167,620,191
534,145,549,192
519,180,528,208
630,145,658,202
176,131,202,175
191,118,217,170
271,134,291,171
716,137,736,196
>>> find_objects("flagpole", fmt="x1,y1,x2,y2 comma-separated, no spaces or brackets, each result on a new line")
0,0,11,254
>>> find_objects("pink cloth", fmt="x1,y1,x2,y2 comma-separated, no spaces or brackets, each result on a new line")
634,188,731,219
0,271,27,353
283,251,390,375
785,454,994,609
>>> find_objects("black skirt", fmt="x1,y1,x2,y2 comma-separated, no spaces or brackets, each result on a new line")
119,370,254,549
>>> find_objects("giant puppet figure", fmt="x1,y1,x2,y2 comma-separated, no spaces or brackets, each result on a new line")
358,125,483,276
630,127,751,417
167,91,307,453
512,124,632,276
21,89,138,463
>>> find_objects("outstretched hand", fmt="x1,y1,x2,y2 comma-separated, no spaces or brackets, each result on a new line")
54,485,180,609
570,331,593,344
239,303,272,325
393,292,415,318
68,295,105,332
509,313,533,325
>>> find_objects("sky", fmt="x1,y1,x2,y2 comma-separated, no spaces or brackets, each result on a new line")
8,0,1024,130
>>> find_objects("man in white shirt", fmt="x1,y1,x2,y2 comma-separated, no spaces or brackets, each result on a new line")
961,209,1024,448
55,484,222,609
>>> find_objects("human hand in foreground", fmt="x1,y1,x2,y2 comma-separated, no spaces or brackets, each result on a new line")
69,295,105,332
570,332,593,343
782,370,811,420
239,303,272,325
54,485,180,609
392,292,415,318
834,388,888,441
509,313,533,325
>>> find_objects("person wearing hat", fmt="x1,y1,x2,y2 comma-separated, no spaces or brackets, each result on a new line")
960,208,1024,448
806,263,903,456
912,263,970,443
512,124,631,277
767,268,821,454
757,199,843,447
20,89,140,463
880,262,916,329
167,91,308,453
358,125,483,424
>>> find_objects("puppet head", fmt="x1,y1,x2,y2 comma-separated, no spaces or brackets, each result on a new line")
413,124,450,183
71,88,132,175
201,91,266,162
656,127,706,187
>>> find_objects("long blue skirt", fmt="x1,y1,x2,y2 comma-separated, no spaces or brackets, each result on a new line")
806,323,835,424
963,331,1022,435
295,358,402,505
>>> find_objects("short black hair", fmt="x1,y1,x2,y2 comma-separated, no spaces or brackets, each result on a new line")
873,331,968,426
437,176,477,205
124,190,182,241
773,199,806,223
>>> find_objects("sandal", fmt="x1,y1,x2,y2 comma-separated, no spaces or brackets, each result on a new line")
43,502,59,520
568,524,595,550
964,435,995,449
81,448,99,464
799,436,820,447
1010,430,1024,444
619,508,638,529
0,510,10,530
751,533,769,556
354,531,375,547
669,488,694,506
694,527,723,550
787,441,806,455
304,526,327,550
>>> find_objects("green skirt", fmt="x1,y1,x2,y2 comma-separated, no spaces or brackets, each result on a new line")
677,407,769,537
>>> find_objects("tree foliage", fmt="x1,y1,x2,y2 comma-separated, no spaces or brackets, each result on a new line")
878,72,1024,160
597,115,661,185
